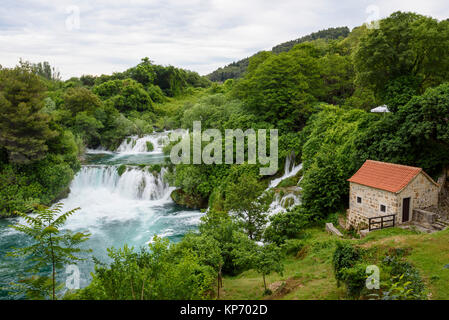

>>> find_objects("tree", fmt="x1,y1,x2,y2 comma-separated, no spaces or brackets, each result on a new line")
355,82,449,176
198,210,256,276
0,64,57,163
234,243,284,292
256,244,284,292
7,204,90,299
80,74,96,87
175,233,224,298
75,237,215,300
299,106,368,217
126,57,156,86
354,11,449,108
233,43,324,131
32,61,61,81
63,87,103,116
224,172,269,240
153,65,188,97
93,78,153,113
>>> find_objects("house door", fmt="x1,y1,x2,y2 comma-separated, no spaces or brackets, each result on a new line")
402,197,411,222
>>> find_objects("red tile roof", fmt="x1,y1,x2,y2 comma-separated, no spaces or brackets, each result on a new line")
348,160,435,193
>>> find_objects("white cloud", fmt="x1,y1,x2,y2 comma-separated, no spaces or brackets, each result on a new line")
0,0,448,79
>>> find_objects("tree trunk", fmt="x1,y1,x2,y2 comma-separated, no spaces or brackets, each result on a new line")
130,279,136,300
218,266,223,288
49,234,56,300
217,274,220,299
263,274,266,291
141,277,146,300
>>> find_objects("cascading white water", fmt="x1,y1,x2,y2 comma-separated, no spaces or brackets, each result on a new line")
71,166,172,201
265,152,303,215
268,190,302,215
0,131,203,297
268,153,303,189
116,132,170,154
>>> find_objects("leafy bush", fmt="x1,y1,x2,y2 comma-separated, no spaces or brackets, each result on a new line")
117,164,127,176
339,263,368,299
146,141,154,152
148,164,161,173
332,242,361,286
75,238,215,300
280,239,305,256
264,208,310,245
382,255,426,299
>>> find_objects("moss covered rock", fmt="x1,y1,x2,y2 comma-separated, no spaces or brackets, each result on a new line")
170,189,208,209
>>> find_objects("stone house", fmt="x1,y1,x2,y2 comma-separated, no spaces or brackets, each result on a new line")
347,160,439,229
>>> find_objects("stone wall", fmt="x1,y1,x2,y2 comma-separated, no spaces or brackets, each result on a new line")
412,208,436,224
347,208,368,230
398,172,439,223
347,183,398,229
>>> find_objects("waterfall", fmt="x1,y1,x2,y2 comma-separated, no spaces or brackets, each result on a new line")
70,165,173,201
60,164,177,230
268,153,302,189
116,132,170,154
0,133,204,297
268,189,302,215
264,151,303,215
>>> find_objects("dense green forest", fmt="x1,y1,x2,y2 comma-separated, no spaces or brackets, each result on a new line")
0,58,210,216
2,11,449,300
207,26,350,82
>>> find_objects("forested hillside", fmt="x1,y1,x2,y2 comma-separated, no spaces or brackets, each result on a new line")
1,11,449,301
207,26,350,82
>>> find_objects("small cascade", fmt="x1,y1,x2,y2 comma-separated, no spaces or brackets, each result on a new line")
268,189,302,215
70,165,172,201
116,132,170,154
268,152,302,189
265,151,303,215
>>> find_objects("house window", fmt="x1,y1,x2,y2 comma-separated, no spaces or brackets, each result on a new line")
357,196,362,204
380,204,386,213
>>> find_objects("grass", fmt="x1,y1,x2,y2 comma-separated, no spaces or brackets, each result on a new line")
221,228,344,300
359,228,449,300
220,226,449,300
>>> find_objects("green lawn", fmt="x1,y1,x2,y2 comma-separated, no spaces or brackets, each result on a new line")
360,228,449,300
221,227,449,300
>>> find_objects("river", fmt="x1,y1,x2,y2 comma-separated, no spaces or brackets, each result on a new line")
0,132,203,299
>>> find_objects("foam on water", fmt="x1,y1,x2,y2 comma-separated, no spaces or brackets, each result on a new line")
268,191,302,216
268,153,303,189
0,132,202,298
265,152,303,215
116,132,170,154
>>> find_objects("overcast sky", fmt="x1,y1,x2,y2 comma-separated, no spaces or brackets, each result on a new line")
1,0,448,79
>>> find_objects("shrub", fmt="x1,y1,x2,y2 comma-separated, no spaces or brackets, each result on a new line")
339,263,368,299
277,176,299,188
332,242,361,286
382,255,426,299
117,164,127,176
148,164,161,173
264,208,310,245
146,141,154,152
280,239,305,256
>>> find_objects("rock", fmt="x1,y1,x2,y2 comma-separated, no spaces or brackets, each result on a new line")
338,216,346,230
170,189,208,209
325,223,343,237
413,208,437,224
268,281,284,293
359,229,370,238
